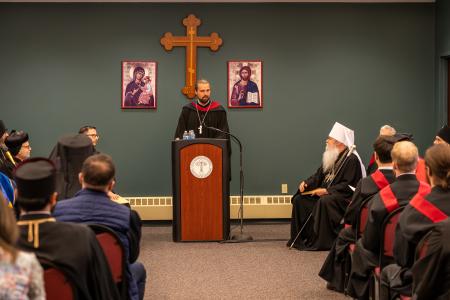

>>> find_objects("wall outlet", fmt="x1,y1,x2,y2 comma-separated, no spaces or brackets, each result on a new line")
281,184,288,194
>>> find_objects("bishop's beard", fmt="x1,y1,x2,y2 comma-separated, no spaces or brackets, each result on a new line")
322,145,340,173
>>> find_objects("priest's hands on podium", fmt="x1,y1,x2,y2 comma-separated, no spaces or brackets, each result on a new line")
288,122,365,251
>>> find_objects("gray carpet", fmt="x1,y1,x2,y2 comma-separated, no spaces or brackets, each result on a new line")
139,223,347,300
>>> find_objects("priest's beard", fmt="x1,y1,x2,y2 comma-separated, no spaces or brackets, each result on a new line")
322,145,340,173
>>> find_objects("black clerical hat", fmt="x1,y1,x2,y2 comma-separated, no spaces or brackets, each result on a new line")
14,158,56,199
392,133,413,143
437,125,450,144
5,131,29,156
58,133,92,151
0,120,6,136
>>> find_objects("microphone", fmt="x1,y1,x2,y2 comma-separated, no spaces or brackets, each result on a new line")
202,122,252,242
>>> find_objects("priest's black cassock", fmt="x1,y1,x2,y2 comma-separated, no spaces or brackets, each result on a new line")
319,168,395,292
17,214,120,300
175,100,230,141
289,149,362,251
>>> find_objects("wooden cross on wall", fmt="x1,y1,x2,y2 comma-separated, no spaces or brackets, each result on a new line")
160,14,223,99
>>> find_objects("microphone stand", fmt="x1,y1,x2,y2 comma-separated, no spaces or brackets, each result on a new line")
204,124,253,242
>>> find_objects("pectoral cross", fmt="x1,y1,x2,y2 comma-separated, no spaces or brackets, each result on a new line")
160,14,223,99
198,125,203,135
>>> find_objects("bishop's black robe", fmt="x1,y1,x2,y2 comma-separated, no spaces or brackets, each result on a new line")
347,175,430,299
410,219,450,300
17,213,120,300
0,147,14,179
380,186,450,299
319,168,395,292
289,150,362,251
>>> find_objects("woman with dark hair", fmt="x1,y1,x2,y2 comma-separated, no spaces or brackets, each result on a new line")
0,193,45,299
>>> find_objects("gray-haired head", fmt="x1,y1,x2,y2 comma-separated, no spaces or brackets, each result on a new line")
379,125,396,136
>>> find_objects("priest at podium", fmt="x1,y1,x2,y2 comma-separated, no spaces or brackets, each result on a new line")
174,79,230,140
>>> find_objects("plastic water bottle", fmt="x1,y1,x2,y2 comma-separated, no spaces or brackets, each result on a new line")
189,130,195,140
182,131,188,140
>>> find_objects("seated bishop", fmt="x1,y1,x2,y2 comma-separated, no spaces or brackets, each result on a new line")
288,122,365,251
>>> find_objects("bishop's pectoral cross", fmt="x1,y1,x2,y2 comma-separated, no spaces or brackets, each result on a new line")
160,14,223,99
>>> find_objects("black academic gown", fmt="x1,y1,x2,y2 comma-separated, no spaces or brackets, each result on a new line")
289,150,362,251
410,219,450,300
174,100,230,140
17,214,120,300
380,186,450,299
347,174,428,299
319,168,395,292
0,147,14,179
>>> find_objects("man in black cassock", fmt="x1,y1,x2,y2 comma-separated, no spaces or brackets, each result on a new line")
346,141,431,299
174,79,230,142
288,122,365,251
409,219,450,300
0,120,15,178
380,144,450,299
49,134,94,200
14,158,120,300
319,135,397,292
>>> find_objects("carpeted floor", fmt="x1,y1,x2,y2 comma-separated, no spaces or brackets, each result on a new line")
139,222,347,300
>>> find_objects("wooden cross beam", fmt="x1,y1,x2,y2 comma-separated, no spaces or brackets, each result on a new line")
160,14,223,99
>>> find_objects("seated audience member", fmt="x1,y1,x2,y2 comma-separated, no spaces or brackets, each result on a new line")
79,125,100,153
49,134,94,199
15,158,120,300
381,144,450,299
319,135,396,292
346,141,430,298
410,219,450,300
0,120,15,178
288,122,365,250
53,154,146,300
434,124,450,145
5,130,31,164
0,192,45,300
366,125,396,174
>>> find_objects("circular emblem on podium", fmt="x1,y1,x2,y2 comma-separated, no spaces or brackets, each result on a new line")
190,156,213,179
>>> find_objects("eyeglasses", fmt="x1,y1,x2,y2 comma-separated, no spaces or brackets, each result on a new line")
87,134,99,138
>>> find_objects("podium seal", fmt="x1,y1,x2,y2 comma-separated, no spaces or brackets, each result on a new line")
190,156,213,179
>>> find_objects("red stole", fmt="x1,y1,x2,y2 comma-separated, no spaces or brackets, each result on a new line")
380,181,431,213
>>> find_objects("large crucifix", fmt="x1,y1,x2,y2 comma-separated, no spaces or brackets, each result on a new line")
160,14,223,99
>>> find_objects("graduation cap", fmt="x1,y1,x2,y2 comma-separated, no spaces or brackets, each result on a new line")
14,158,56,199
437,125,450,144
5,131,29,156
392,132,414,143
0,120,6,137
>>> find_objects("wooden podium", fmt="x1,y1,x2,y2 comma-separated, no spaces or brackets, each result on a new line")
172,138,230,242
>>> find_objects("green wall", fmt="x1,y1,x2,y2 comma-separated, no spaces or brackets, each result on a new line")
436,0,450,127
0,3,435,196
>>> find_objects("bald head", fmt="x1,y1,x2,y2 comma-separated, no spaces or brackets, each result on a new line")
391,141,418,174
